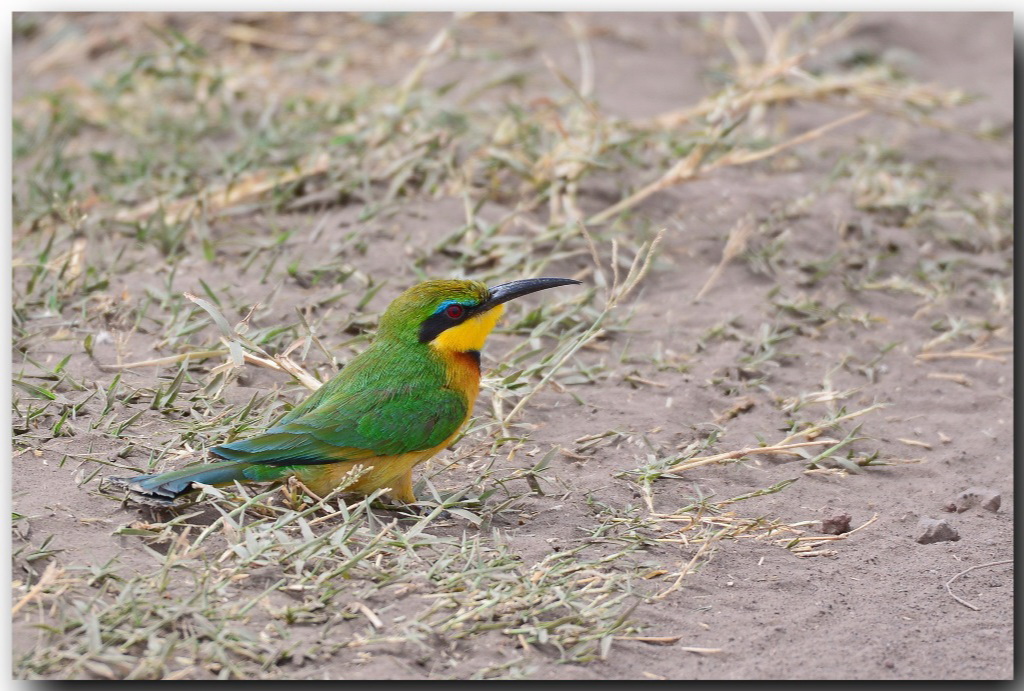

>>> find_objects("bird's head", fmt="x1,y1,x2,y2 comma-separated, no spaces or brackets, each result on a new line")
377,278,581,355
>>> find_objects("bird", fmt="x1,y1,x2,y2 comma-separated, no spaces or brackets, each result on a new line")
107,277,581,505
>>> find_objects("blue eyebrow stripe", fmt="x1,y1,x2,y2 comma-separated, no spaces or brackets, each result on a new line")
434,299,472,315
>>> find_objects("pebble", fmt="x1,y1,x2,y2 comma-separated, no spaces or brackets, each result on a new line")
942,487,1001,513
820,513,852,535
916,517,960,544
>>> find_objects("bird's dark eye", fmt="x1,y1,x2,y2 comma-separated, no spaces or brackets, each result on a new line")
445,304,465,319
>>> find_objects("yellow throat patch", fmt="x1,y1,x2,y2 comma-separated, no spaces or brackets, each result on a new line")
430,304,505,353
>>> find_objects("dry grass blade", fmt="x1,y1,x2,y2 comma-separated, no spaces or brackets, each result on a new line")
613,635,683,645
665,404,885,474
693,213,756,302
348,601,385,629
12,562,63,615
221,23,320,52
587,137,715,226
924,372,971,386
397,13,467,104
566,14,595,99
710,109,868,169
778,403,886,446
182,291,323,391
653,534,719,601
666,439,838,474
678,647,724,655
234,347,322,392
845,513,880,536
93,349,229,372
916,347,1011,363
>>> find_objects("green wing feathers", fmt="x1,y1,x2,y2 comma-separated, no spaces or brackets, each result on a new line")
212,384,468,464
112,343,472,500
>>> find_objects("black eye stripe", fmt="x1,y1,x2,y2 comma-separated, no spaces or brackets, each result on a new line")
418,303,483,343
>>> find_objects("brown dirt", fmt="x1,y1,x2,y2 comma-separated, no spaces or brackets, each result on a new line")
12,12,1013,680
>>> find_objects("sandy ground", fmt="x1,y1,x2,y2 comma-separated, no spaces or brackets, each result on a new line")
11,12,1013,679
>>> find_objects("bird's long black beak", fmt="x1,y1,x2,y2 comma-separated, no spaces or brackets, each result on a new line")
483,277,581,310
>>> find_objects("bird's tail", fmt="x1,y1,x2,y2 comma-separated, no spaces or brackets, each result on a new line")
106,459,268,503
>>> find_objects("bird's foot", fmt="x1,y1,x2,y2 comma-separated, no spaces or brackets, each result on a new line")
367,497,451,519
282,477,328,508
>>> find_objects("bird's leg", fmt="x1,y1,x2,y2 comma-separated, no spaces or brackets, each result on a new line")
298,481,326,503
385,470,457,519
389,469,417,505
372,471,435,516
284,476,325,508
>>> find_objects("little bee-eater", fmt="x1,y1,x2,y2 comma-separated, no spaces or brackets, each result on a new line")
109,278,580,504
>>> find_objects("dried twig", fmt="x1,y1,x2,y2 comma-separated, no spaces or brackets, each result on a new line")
945,560,1013,612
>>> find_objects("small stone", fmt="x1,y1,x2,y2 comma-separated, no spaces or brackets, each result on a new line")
980,494,1002,512
820,513,852,535
949,487,1001,513
916,517,960,544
